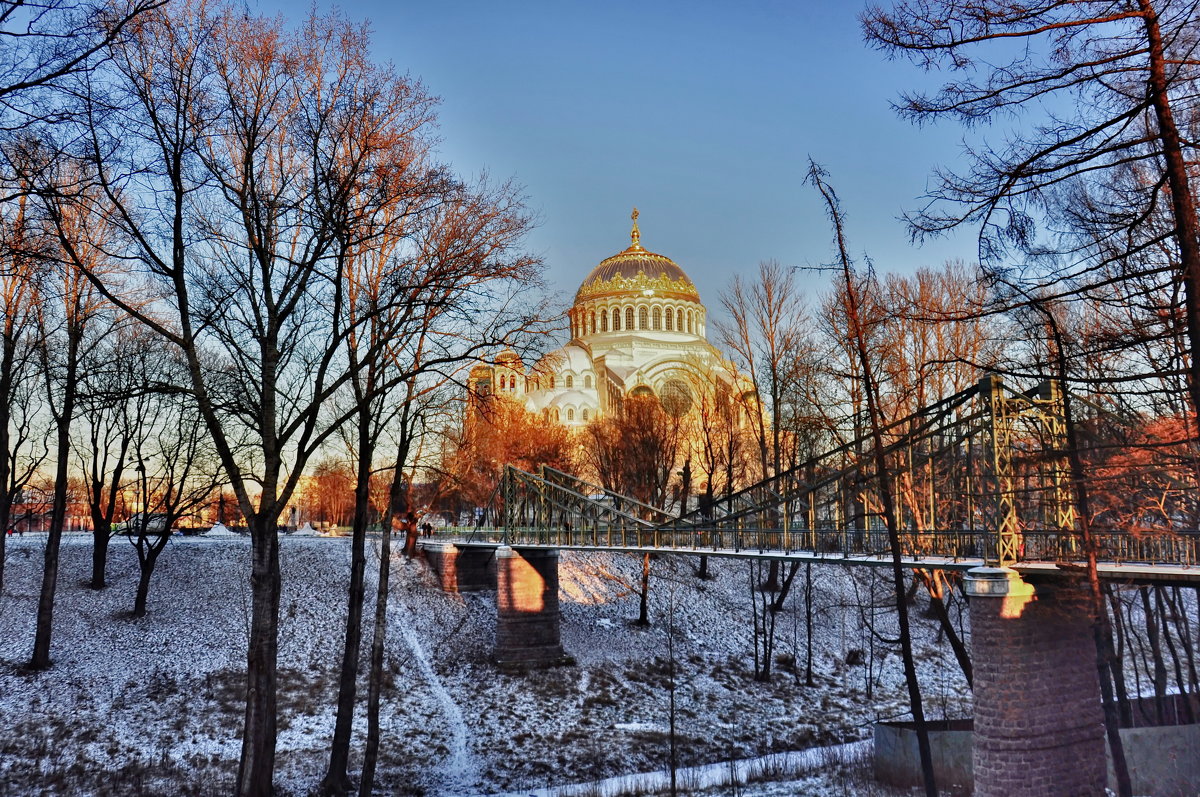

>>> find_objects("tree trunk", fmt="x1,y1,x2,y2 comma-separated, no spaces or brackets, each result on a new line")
762,560,781,592
0,323,13,596
636,552,651,626
1104,584,1133,727
30,359,76,669
360,448,411,796
1155,587,1191,723
770,561,800,612
803,562,814,686
91,524,110,590
1141,587,1168,724
1140,0,1200,426
133,554,155,618
915,569,972,688
237,517,281,797
321,409,374,796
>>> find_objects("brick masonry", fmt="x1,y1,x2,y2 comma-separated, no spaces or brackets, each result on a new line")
421,542,461,593
494,546,566,668
967,567,1106,797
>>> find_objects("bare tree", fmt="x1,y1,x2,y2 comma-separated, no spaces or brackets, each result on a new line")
29,171,114,669
718,260,809,481
322,169,540,794
0,191,43,593
75,322,140,590
0,0,165,127
808,161,937,797
862,0,1200,424
123,341,221,617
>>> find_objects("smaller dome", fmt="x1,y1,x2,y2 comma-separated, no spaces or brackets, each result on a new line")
495,348,523,366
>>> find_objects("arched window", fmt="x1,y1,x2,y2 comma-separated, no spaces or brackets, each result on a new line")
509,375,517,390
665,307,673,331
582,409,589,421
612,308,621,331
584,374,592,389
600,311,608,332
566,375,573,388
553,408,560,422
567,408,575,421
652,306,661,330
686,310,693,334
638,306,648,330
589,311,596,335
625,306,634,330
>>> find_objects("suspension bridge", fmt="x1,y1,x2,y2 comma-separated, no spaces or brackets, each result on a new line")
442,374,1199,581
420,374,1200,797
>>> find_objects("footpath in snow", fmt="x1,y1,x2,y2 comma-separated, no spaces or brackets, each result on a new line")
393,556,481,794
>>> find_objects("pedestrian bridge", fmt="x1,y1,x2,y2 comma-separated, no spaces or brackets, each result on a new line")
444,374,1200,585
425,375,1200,797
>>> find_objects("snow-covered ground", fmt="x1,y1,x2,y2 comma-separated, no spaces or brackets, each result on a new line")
0,534,969,795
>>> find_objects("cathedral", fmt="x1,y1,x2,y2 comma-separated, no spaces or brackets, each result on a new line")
471,209,751,426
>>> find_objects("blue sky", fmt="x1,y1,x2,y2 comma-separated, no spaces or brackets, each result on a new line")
252,0,979,312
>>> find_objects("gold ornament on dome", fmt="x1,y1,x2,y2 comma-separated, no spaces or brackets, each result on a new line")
576,267,701,302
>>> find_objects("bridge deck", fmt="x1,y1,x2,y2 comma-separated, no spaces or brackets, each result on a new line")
422,532,1200,584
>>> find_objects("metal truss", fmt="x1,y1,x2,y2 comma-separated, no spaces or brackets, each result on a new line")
483,375,1198,569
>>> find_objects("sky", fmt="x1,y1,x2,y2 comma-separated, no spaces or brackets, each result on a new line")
251,0,980,314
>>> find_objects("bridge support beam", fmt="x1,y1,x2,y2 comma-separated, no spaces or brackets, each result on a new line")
494,546,566,668
966,567,1106,797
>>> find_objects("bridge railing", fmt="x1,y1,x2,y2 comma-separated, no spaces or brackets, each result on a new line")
471,522,1200,567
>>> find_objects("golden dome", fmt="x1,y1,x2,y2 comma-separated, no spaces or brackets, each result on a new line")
574,209,700,303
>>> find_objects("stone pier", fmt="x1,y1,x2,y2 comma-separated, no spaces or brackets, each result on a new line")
421,542,497,592
494,546,566,668
966,567,1106,797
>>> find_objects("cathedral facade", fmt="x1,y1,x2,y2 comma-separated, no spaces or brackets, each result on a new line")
471,210,750,426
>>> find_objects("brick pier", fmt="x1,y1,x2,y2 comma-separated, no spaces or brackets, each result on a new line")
494,546,566,668
421,542,498,592
966,566,1106,797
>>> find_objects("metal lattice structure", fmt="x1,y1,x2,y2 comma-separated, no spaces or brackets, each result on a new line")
468,375,1200,569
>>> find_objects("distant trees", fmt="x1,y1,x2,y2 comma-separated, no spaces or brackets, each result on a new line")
583,393,683,511
718,260,810,481
442,393,574,511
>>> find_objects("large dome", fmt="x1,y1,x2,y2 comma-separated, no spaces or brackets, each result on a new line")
574,210,700,303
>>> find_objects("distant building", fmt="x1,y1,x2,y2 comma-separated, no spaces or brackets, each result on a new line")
469,209,753,426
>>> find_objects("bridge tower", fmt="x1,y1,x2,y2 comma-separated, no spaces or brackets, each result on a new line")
969,375,1105,796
